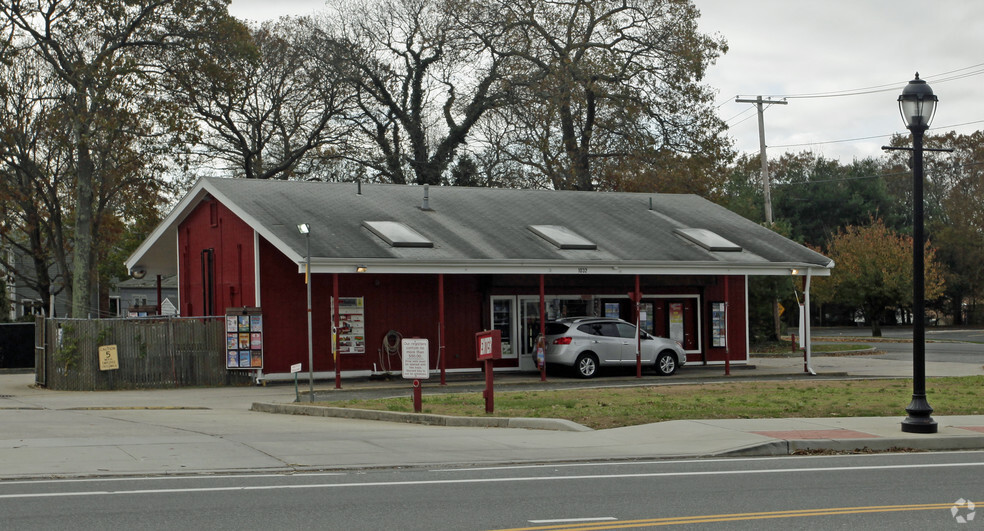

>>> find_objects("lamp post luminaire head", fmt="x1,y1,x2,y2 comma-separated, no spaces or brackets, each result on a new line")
898,73,938,131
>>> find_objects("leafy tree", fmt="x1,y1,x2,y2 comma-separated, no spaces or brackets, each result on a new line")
812,218,945,336
1,0,237,317
713,153,765,222
447,154,482,186
922,131,984,324
490,0,729,191
770,153,904,247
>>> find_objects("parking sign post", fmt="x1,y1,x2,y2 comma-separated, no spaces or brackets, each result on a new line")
401,338,430,413
476,330,502,414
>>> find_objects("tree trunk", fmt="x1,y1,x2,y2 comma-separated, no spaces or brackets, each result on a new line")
870,317,882,337
71,111,95,318
951,294,964,326
772,299,782,341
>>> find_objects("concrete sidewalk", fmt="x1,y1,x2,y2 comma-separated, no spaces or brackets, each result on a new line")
1,354,983,480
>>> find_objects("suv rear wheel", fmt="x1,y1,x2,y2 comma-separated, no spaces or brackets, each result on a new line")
575,353,599,378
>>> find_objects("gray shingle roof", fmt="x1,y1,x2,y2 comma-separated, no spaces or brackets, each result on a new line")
126,177,832,277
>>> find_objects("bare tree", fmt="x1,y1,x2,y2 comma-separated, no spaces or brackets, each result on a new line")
315,0,516,185
490,0,729,191
0,51,71,311
171,18,355,180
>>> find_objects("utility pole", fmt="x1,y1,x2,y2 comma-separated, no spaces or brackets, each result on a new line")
735,96,788,224
736,96,788,342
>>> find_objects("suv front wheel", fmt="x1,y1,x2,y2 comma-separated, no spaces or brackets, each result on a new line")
655,351,678,376
574,353,599,378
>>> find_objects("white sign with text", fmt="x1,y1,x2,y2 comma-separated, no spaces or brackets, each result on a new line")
401,338,430,379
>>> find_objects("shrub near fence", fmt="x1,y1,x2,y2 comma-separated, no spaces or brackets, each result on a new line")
38,317,254,390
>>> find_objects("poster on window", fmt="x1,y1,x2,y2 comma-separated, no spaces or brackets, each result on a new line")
337,297,366,354
226,307,262,369
640,303,653,333
669,303,684,344
710,302,727,348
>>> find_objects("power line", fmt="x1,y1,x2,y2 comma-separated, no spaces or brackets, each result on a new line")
767,119,984,150
737,62,984,101
772,161,984,187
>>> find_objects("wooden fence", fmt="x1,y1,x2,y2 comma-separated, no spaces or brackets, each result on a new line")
35,316,253,390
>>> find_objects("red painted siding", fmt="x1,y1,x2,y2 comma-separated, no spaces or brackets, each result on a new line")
256,244,487,375
178,198,256,317
700,275,747,363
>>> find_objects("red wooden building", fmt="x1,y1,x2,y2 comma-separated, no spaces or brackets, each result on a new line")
126,178,832,382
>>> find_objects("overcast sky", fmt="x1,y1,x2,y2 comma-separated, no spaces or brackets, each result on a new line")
228,0,984,163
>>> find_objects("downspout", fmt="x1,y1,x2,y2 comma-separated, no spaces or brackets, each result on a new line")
804,269,816,375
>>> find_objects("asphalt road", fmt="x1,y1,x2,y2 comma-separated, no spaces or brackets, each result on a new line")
1,452,981,530
818,326,984,343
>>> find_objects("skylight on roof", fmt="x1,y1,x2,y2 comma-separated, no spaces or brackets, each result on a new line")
363,221,433,248
674,228,742,252
529,225,597,250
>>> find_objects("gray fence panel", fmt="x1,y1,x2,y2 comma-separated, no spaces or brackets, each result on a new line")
38,317,253,390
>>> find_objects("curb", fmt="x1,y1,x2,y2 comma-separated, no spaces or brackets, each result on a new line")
716,436,984,457
250,402,592,432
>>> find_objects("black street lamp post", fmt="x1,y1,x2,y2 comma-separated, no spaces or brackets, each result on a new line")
897,73,938,434
297,223,314,403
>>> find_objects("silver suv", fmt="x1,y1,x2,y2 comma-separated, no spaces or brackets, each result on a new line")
544,317,687,378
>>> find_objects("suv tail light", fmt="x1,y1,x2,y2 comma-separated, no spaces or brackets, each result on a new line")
552,337,572,345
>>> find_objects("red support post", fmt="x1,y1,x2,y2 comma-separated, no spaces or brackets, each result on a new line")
724,275,731,376
333,273,341,389
439,273,446,385
539,274,546,382
484,360,494,413
635,275,642,379
413,379,422,413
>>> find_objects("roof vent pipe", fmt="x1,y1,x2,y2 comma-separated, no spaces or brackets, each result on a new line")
357,180,362,195
422,184,430,210
649,197,653,210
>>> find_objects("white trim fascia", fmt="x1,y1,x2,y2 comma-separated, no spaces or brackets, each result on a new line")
125,179,210,274
125,178,308,277
303,260,833,277
254,230,262,307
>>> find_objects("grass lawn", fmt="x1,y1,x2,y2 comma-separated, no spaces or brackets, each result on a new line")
751,342,872,356
321,376,984,430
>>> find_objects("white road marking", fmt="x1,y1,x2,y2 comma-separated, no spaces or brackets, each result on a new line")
528,517,617,523
1,461,983,500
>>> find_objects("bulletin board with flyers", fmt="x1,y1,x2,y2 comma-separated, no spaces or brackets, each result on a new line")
336,297,366,355
226,307,263,369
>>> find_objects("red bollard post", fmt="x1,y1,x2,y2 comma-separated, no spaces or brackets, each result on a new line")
484,359,494,413
413,379,422,413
